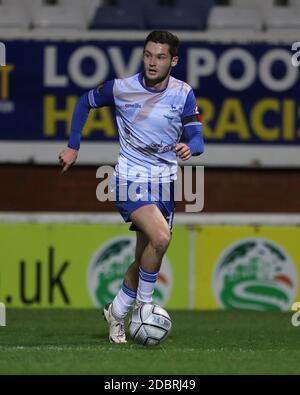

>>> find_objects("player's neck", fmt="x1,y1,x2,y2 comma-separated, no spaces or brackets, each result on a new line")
143,75,169,91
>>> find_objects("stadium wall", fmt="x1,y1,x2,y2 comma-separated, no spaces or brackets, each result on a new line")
0,164,299,212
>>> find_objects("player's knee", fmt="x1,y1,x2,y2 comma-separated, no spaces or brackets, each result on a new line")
151,231,171,255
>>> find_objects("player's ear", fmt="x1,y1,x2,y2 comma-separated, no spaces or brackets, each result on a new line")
171,56,179,67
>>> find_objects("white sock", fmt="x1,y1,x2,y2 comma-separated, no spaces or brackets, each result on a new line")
136,267,159,304
112,282,137,319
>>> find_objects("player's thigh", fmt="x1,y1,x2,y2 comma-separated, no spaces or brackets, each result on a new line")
130,204,171,246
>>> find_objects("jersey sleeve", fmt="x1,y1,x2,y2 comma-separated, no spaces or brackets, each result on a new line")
180,89,204,156
68,80,115,150
88,79,115,108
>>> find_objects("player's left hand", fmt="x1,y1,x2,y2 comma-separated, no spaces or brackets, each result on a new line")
58,147,78,173
175,143,192,161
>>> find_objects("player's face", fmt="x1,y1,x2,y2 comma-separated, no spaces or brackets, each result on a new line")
143,41,178,87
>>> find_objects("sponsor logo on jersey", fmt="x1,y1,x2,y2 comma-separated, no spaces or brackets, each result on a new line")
124,103,142,109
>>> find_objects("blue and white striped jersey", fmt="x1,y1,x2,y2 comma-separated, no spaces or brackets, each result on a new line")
69,72,204,183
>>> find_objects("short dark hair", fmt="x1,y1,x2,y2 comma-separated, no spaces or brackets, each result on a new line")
144,30,179,58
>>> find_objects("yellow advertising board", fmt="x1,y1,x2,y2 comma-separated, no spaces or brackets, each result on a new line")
195,226,300,311
0,224,189,309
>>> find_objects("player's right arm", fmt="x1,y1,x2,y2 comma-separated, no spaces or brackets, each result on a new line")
58,80,115,172
179,89,204,160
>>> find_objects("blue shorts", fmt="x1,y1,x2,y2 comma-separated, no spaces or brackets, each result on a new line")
112,178,175,232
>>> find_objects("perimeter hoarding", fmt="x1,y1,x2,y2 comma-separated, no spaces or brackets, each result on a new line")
0,223,189,309
0,39,299,166
195,225,300,311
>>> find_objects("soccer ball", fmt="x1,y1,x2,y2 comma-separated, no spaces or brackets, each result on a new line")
129,303,172,346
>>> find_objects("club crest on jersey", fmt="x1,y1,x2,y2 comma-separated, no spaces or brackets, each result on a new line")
170,104,182,113
163,114,174,121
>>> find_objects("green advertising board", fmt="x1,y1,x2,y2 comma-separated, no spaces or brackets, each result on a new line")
0,223,189,309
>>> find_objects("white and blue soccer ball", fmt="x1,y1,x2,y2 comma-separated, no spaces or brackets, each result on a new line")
129,303,172,346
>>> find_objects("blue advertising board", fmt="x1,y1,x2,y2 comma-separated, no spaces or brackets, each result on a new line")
0,39,299,165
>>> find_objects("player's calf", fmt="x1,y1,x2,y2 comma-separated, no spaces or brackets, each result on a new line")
150,230,171,257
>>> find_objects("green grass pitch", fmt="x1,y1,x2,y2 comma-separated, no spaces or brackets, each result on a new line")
0,309,300,375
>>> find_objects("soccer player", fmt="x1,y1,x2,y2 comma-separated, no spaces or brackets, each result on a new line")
59,31,204,343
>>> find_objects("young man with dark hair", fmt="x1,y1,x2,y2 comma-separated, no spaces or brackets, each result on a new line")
59,30,204,343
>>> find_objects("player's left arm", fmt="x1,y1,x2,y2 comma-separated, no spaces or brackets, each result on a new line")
176,89,204,161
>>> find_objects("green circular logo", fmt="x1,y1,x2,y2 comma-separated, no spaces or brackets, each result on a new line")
87,236,172,308
213,238,297,311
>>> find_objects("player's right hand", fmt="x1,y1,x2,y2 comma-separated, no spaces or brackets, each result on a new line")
58,147,78,173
